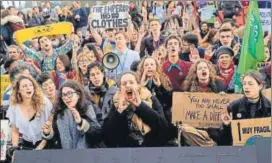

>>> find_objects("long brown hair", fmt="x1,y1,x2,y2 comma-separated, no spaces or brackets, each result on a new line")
10,74,45,116
136,56,172,91
182,59,217,92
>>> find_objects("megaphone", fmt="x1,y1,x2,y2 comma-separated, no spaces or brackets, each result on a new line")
102,52,120,70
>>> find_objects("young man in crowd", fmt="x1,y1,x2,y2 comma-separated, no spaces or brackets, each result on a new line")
163,35,191,91
107,31,140,80
18,35,73,72
140,18,166,58
179,32,205,63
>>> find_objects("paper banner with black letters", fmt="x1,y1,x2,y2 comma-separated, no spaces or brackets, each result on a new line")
14,22,73,44
0,75,10,106
90,3,129,29
231,118,271,146
172,92,242,128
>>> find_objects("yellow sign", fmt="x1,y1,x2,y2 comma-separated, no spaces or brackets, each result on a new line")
231,118,271,146
0,75,11,105
172,92,242,128
14,22,73,44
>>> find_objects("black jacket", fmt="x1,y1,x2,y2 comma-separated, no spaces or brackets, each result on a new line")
140,34,166,58
218,94,271,146
102,96,169,147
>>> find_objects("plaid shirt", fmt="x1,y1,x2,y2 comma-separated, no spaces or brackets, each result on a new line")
23,40,73,72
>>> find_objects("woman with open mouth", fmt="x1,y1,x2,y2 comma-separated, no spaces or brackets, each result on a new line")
102,72,169,147
219,71,271,145
85,62,117,126
136,56,172,122
6,74,53,152
42,80,102,149
180,59,226,146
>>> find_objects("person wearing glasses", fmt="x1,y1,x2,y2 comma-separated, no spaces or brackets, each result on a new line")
42,80,102,149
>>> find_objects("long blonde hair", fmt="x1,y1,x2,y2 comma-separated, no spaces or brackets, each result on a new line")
74,52,94,85
10,74,45,116
136,56,172,91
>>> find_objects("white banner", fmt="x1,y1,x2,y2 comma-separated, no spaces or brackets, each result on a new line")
259,9,271,32
90,3,129,29
0,120,11,161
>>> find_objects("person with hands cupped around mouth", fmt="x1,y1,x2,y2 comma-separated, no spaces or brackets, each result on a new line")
42,80,102,149
218,71,271,146
102,72,168,147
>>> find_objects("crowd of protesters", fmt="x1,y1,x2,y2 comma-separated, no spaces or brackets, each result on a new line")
0,1,271,162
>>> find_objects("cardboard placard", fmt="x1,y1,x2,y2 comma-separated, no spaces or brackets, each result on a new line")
0,75,11,105
0,120,10,161
14,22,73,44
172,92,241,128
262,88,271,101
90,3,129,29
231,118,271,146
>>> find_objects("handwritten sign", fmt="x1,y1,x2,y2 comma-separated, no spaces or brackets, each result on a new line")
172,92,241,128
91,3,129,29
198,6,217,23
1,120,10,161
1,75,11,105
231,118,271,146
259,9,271,32
262,88,271,101
14,22,73,44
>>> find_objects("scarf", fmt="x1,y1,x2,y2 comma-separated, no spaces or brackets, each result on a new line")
56,71,67,87
266,64,271,79
190,80,212,92
113,87,153,135
57,109,88,149
167,63,182,72
88,79,109,106
218,62,235,86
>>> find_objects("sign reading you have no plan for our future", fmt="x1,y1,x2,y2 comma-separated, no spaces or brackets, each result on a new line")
172,92,242,128
90,3,129,29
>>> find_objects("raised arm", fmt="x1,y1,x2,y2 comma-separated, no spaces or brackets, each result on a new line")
18,42,41,62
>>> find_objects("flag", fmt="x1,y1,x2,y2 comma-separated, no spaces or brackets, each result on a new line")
235,0,265,93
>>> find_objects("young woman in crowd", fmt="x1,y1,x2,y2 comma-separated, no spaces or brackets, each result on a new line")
182,59,226,93
102,71,169,147
50,55,75,89
214,46,237,93
82,43,101,62
136,56,172,122
180,59,226,146
37,72,58,105
73,52,96,87
6,74,53,150
85,62,117,125
219,71,271,145
42,80,102,149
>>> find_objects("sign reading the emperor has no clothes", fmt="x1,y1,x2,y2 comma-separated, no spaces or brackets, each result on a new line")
90,3,129,29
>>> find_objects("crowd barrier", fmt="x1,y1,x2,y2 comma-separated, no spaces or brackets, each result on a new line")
13,138,271,163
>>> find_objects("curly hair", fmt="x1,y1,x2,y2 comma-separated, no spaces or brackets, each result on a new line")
182,59,218,92
10,74,45,116
136,56,172,91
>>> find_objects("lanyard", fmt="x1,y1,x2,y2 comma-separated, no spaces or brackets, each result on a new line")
119,51,128,72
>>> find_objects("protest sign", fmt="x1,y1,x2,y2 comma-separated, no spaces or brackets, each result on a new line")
198,6,217,23
14,22,74,44
259,9,271,32
1,120,10,161
90,3,129,29
1,75,11,105
231,118,271,146
262,88,271,101
172,92,241,128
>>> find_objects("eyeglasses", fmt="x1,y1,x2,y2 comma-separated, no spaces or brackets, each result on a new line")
61,91,77,99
